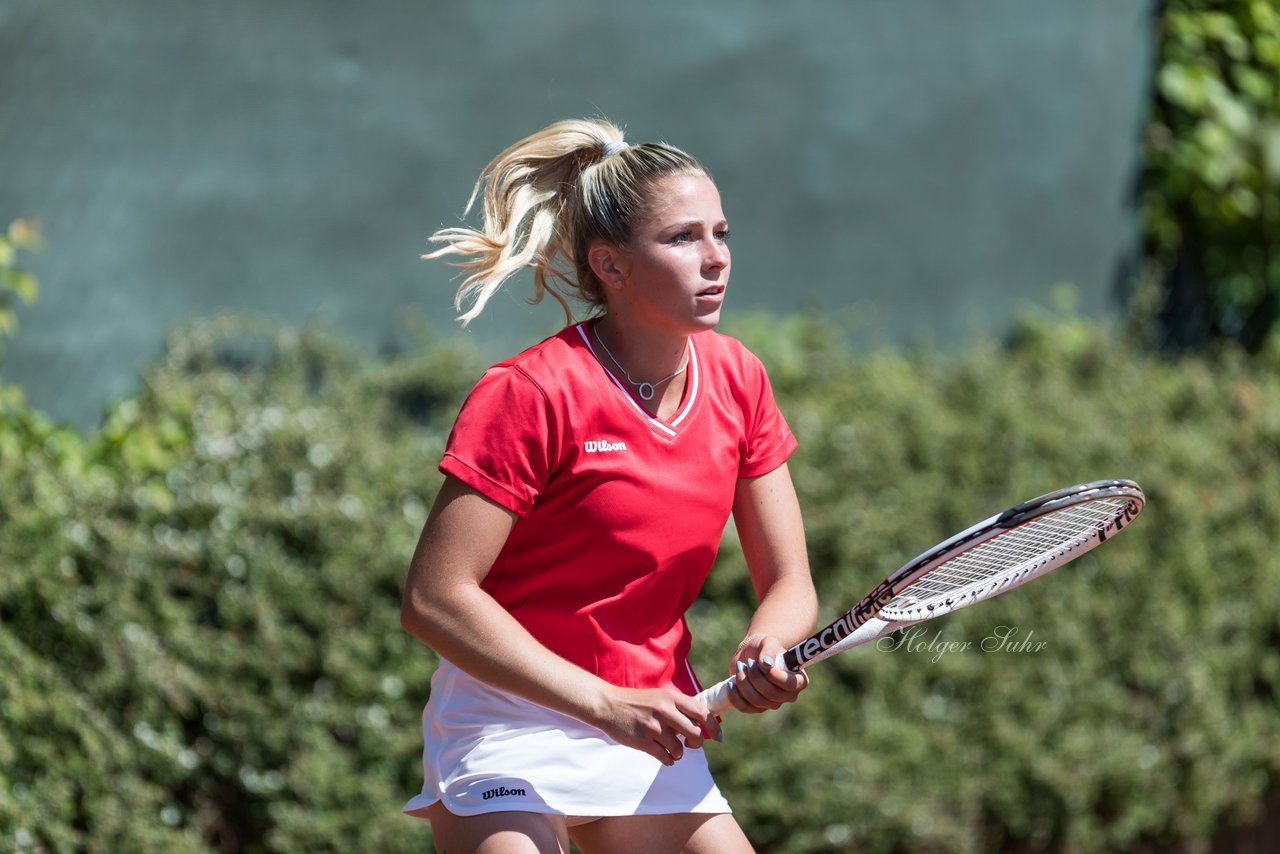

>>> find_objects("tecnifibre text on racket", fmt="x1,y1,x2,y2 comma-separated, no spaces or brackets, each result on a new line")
697,479,1145,715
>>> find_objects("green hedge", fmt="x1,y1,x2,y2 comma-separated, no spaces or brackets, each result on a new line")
2,311,1278,852
1143,0,1280,352
701,311,1280,852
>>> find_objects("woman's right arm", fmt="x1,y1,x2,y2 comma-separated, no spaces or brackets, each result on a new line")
400,475,720,763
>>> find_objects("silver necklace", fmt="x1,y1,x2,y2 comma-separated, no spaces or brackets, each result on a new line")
592,325,688,402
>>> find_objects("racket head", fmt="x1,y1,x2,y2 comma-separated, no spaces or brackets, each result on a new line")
785,479,1144,670
876,479,1144,623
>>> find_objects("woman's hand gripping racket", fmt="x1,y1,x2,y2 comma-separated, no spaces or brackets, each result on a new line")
696,479,1145,715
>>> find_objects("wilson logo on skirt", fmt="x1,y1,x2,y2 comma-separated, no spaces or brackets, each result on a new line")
482,785,528,800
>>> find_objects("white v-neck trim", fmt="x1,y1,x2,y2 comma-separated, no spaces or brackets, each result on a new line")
576,323,699,438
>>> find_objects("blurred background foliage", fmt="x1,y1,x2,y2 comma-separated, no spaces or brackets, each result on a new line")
1143,0,1280,354
0,219,41,411
3,309,1279,853
3,1,1280,852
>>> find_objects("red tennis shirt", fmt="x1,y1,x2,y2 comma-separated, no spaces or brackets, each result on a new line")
440,320,798,695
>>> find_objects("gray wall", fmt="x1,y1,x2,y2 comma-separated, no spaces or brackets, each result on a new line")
0,0,1153,427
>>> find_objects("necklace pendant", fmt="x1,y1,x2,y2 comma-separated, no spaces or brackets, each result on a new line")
637,382,656,401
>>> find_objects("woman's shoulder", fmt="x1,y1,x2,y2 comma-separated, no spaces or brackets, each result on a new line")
694,329,767,373
481,323,593,388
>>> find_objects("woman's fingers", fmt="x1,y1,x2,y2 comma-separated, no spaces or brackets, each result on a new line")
729,658,782,711
729,655,810,712
656,729,686,763
601,687,718,764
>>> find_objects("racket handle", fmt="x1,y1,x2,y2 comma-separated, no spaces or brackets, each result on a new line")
695,647,805,715
694,617,899,716
694,676,735,716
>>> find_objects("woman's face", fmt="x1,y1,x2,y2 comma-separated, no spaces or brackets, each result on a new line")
608,171,731,335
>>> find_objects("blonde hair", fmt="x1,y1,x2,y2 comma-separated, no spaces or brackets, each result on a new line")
425,118,708,326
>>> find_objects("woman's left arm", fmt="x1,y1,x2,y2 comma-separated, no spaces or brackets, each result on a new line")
727,461,819,714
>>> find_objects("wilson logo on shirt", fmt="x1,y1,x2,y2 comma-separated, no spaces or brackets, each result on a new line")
584,439,628,453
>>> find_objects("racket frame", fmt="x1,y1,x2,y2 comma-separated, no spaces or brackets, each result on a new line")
696,479,1144,714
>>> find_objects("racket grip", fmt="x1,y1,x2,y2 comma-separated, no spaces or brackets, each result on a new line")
694,676,735,716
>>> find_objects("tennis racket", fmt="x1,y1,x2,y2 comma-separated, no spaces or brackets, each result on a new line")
696,479,1145,715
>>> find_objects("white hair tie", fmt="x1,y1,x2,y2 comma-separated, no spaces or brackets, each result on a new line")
602,140,629,158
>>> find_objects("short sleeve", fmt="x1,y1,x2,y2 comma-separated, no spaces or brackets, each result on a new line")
440,366,554,515
738,354,798,479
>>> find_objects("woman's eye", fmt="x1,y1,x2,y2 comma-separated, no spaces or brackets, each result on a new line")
670,231,694,244
715,229,731,242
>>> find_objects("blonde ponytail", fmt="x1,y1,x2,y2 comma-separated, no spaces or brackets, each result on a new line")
425,118,706,326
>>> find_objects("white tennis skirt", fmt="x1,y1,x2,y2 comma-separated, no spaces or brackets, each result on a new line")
402,659,732,819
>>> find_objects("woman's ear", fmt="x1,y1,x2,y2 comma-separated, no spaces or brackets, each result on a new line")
587,241,628,291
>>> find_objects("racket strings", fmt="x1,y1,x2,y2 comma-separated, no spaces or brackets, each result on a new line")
889,498,1129,607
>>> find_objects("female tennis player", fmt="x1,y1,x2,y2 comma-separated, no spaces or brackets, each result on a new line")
400,118,818,853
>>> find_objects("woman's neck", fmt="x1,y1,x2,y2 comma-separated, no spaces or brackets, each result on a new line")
591,316,691,417
591,315,689,383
